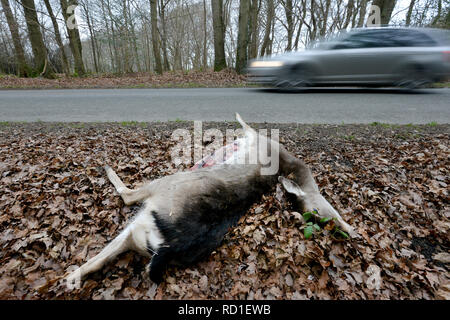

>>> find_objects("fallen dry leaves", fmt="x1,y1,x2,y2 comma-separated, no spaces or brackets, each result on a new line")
0,122,448,300
0,69,247,89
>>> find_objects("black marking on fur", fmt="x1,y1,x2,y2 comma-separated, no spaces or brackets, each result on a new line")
149,173,276,280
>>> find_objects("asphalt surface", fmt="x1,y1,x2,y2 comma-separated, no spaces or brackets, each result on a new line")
0,87,449,123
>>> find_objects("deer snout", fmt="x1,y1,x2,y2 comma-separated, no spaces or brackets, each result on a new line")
303,194,355,236
279,176,356,237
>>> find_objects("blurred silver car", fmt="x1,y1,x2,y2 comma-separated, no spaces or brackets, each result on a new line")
247,27,450,89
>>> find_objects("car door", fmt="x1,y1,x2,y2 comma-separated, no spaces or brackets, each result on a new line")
316,30,393,83
356,29,438,81
379,29,438,79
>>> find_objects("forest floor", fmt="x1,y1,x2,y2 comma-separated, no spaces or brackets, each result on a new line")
0,121,449,300
0,69,249,89
0,70,448,89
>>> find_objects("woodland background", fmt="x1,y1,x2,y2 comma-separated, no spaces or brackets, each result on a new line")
0,0,449,79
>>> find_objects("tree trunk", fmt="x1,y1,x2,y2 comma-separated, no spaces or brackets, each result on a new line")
150,0,162,74
20,0,55,78
202,0,208,70
142,21,151,71
127,0,141,72
80,1,99,73
371,0,396,25
260,0,274,56
159,0,170,71
319,0,330,37
1,0,30,76
248,0,259,58
309,0,318,42
236,0,250,74
357,0,369,27
60,0,86,76
284,0,294,51
43,0,70,75
121,0,132,73
405,0,415,26
223,0,234,67
343,0,354,29
211,0,227,71
185,1,202,70
100,0,115,72
106,0,120,72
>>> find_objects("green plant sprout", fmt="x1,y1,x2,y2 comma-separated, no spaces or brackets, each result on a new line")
301,209,349,239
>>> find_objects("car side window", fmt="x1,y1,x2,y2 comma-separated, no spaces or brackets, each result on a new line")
332,32,378,49
369,30,398,47
332,29,437,49
390,29,436,47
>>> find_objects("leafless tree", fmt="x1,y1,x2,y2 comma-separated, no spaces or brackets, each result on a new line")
60,0,86,75
0,0,446,77
0,0,30,76
371,0,397,25
236,0,250,73
42,0,70,74
150,0,163,74
212,0,227,71
20,0,56,78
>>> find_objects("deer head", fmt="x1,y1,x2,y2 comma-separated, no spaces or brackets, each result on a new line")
279,176,355,237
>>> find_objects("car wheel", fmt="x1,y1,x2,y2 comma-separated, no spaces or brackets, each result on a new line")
396,65,431,90
275,65,313,90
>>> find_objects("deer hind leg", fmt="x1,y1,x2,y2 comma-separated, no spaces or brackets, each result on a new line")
65,226,133,288
105,165,152,205
235,113,257,138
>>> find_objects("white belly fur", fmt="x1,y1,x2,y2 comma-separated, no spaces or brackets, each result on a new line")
129,201,165,255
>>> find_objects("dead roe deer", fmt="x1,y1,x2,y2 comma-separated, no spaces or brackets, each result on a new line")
65,114,354,286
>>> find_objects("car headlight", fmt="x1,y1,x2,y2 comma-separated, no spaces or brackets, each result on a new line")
250,61,284,68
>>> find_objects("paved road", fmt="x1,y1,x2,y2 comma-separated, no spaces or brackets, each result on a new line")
0,88,449,123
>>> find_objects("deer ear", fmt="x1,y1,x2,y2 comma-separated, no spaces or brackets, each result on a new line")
278,176,306,198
